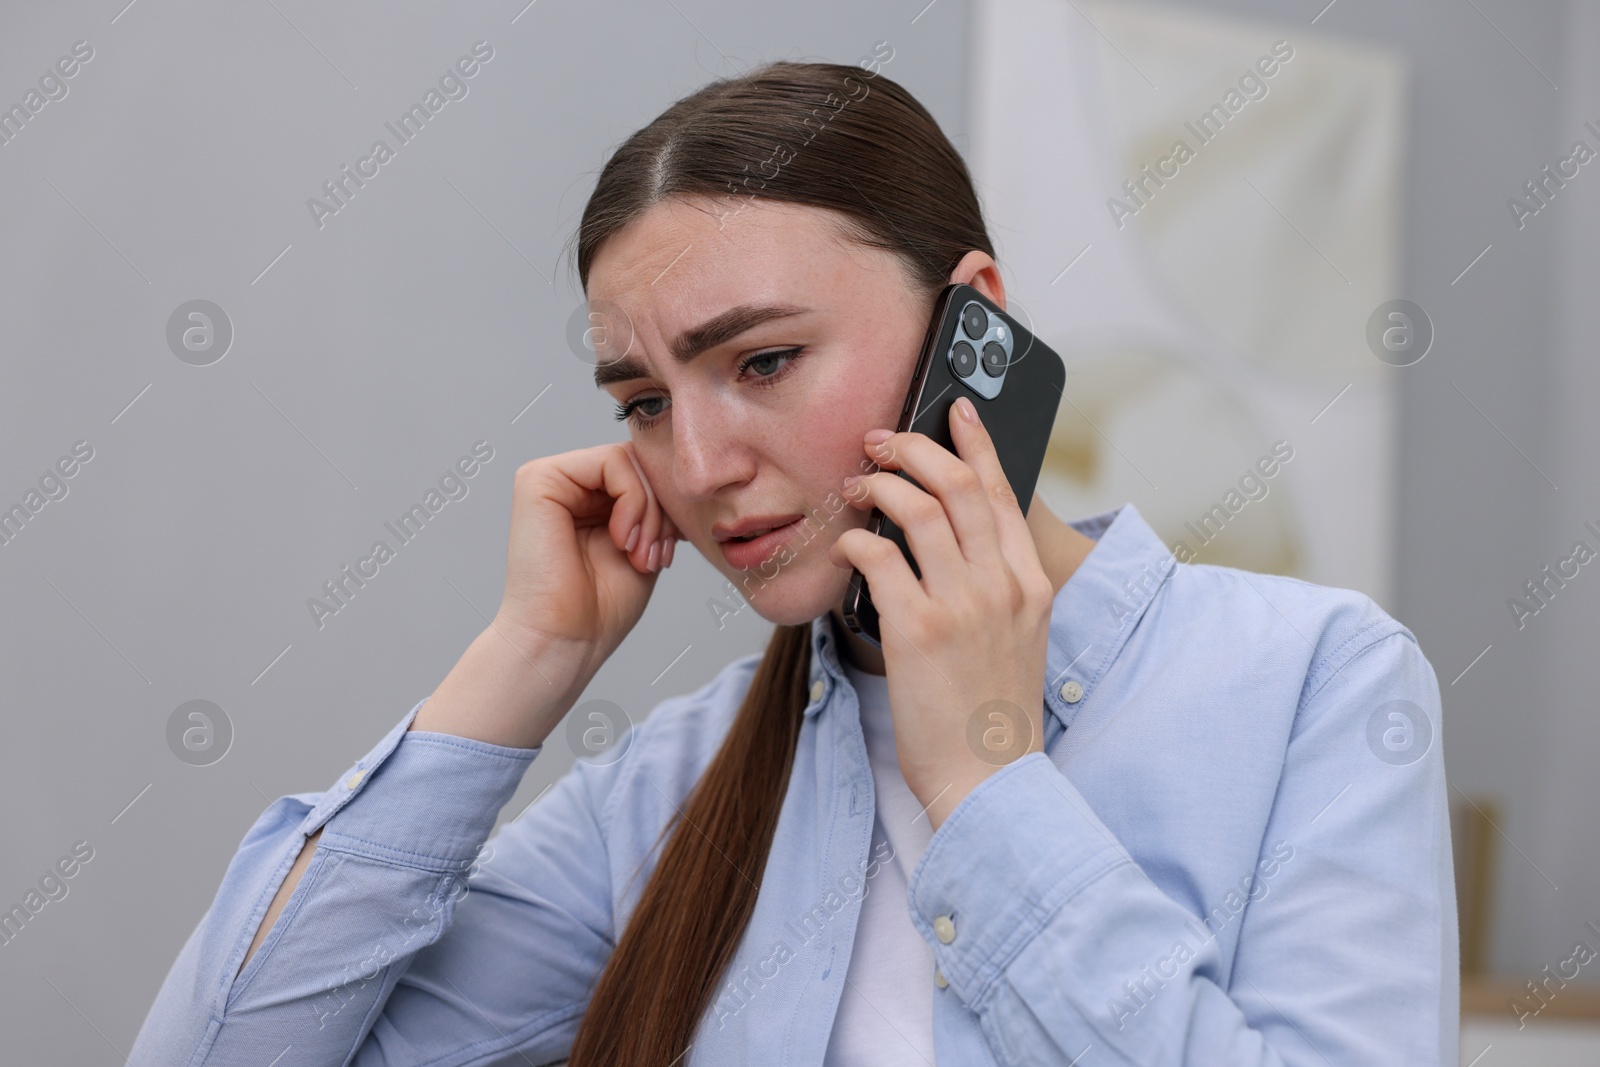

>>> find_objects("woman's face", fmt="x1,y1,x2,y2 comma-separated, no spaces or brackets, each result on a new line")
587,195,992,627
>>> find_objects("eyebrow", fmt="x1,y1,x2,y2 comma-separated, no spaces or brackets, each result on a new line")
592,303,810,388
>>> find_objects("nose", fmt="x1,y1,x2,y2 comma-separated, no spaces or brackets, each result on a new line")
670,393,754,503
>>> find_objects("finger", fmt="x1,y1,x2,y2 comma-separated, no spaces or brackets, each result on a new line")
948,397,1040,578
618,441,665,571
559,442,654,573
864,425,1002,570
658,512,680,568
828,525,925,620
846,466,965,590
645,472,684,569
536,444,660,576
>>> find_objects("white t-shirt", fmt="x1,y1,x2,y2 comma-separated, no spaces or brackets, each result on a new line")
821,659,938,1065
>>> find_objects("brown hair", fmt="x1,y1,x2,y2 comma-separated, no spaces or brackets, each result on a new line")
565,58,994,1065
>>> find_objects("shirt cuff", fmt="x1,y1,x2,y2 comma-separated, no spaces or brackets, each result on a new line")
906,752,1132,1003
302,697,542,872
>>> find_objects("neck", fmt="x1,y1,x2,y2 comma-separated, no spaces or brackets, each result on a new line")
831,494,1097,676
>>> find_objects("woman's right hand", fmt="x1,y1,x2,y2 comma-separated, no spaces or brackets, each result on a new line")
492,441,679,705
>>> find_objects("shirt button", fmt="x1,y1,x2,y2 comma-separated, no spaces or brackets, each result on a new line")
345,768,366,790
1059,679,1084,704
934,914,956,944
934,967,948,989
810,679,825,703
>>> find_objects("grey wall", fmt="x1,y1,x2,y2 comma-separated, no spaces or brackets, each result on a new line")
1539,0,1600,987
0,2,970,1061
1,0,1594,1061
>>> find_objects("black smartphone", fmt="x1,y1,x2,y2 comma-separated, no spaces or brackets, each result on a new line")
841,282,1066,649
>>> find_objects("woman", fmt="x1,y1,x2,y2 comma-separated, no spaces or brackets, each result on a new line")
130,60,1456,1065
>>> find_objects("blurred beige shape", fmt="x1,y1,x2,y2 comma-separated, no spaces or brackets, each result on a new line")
1084,0,1404,386
971,0,1403,604
1037,346,1303,576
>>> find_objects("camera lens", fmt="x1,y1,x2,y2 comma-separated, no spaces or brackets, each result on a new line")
961,302,987,339
951,340,977,377
982,341,1008,377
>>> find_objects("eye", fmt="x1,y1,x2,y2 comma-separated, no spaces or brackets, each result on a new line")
736,346,804,384
613,394,666,428
612,347,805,430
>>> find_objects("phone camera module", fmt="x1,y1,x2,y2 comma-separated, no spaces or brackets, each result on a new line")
952,340,977,377
981,341,1008,377
961,302,987,339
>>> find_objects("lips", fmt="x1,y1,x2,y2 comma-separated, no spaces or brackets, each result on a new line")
731,526,778,542
717,517,804,570
712,514,806,543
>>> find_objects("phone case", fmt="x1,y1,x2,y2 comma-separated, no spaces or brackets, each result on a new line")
841,282,1066,649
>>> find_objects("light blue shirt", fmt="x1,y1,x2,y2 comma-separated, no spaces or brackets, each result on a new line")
130,502,1457,1065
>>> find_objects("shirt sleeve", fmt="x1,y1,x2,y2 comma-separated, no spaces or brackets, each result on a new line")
128,697,556,1066
904,629,1459,1066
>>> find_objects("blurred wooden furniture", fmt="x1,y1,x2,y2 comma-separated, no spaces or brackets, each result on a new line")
1461,978,1600,1019
1452,793,1499,978
1452,793,1600,1020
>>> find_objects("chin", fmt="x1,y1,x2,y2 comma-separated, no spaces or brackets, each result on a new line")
727,557,852,629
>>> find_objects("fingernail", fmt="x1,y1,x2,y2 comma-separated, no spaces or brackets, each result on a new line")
626,522,640,552
663,538,676,567
863,428,893,444
957,396,977,423
647,540,661,571
843,474,860,490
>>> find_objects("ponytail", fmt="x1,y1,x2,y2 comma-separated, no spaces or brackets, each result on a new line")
566,623,811,1064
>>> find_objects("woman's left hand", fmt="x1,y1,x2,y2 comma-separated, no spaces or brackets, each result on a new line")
828,395,1055,830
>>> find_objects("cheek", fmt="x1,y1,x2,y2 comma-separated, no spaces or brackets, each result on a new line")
791,407,872,495
802,360,905,463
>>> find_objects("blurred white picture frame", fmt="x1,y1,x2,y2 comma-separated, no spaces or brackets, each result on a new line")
969,0,1406,609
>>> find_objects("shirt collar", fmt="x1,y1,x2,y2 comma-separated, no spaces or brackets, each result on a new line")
1039,501,1177,729
807,502,1176,730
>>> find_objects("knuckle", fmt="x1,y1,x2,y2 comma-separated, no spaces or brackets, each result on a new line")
986,576,1018,614
867,533,899,560
1025,574,1055,613
514,459,544,486
909,497,943,527
916,608,955,643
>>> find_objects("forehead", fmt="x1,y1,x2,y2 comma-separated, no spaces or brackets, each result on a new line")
586,196,892,319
